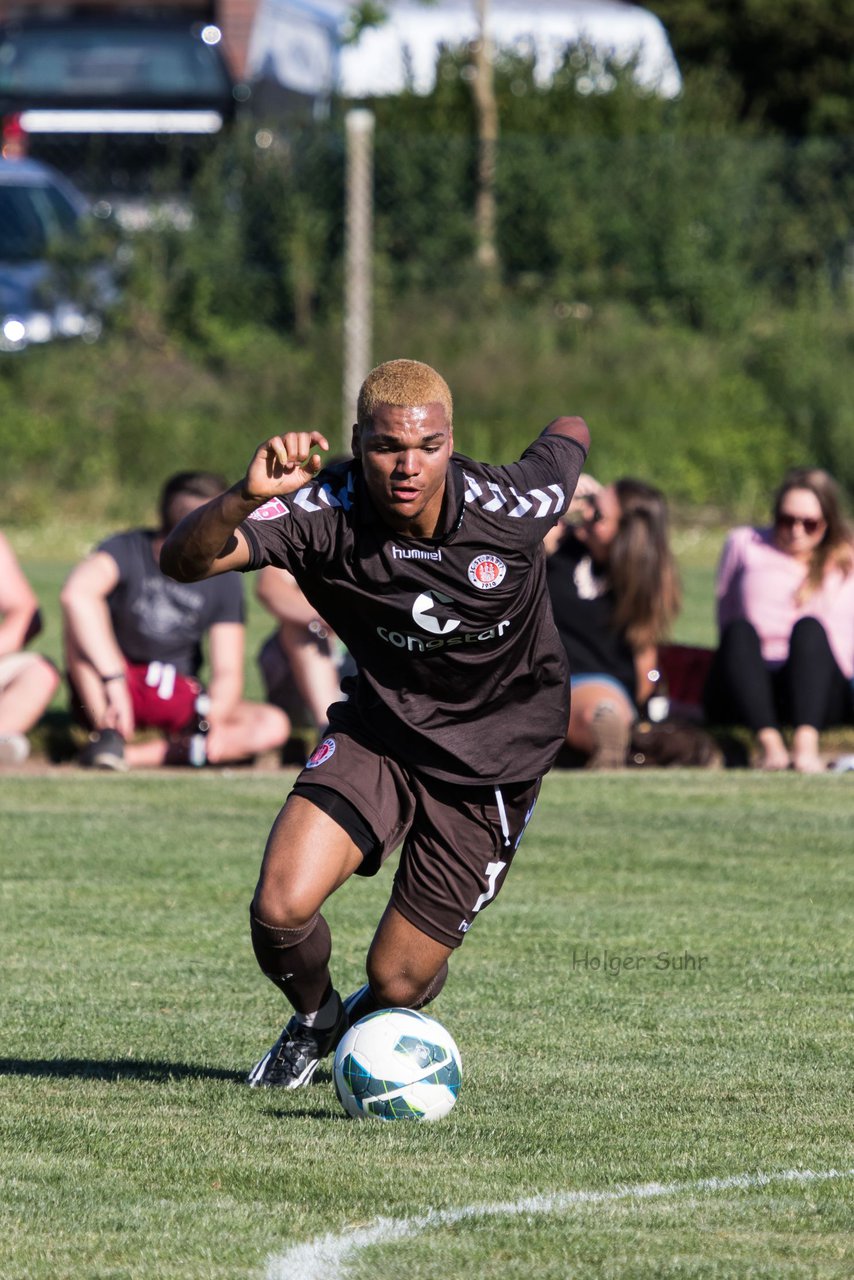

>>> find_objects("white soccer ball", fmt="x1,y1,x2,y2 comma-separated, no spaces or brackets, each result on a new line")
333,1008,462,1122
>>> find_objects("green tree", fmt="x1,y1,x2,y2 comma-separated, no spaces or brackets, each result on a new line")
345,0,500,276
646,0,854,134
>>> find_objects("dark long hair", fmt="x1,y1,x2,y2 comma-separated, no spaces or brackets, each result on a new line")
772,467,853,603
608,478,681,648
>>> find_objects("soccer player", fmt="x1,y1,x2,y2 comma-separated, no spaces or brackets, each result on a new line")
161,360,589,1088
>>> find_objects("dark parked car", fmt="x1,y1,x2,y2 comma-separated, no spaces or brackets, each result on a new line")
0,156,117,351
0,13,238,199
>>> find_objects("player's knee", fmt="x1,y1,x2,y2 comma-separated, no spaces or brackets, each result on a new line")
250,886,318,932
250,903,318,949
365,958,423,1010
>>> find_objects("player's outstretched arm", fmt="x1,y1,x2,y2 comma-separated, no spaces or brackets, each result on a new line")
161,432,329,582
541,416,591,454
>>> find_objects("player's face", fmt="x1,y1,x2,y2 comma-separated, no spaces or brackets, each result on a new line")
354,402,454,537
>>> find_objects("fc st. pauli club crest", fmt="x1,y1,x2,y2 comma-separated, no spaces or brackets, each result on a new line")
306,737,336,768
467,553,507,591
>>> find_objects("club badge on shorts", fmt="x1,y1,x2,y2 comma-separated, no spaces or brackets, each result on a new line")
306,737,336,768
467,553,507,590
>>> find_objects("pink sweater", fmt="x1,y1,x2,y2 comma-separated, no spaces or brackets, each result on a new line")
715,525,854,679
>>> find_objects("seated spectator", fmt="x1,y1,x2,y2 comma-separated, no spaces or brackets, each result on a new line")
61,471,289,771
256,566,354,737
704,467,854,772
546,476,681,768
0,531,61,764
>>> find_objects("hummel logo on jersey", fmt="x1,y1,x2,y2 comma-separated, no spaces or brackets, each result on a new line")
392,546,443,562
412,591,460,635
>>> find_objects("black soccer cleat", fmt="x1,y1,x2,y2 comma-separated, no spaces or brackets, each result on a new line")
247,998,346,1089
78,729,128,772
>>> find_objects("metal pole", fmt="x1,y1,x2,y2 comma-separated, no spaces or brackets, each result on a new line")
342,108,375,449
473,0,498,276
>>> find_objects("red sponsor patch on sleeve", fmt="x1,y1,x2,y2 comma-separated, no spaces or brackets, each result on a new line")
248,497,289,522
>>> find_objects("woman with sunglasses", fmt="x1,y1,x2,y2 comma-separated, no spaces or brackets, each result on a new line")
545,476,681,767
705,467,854,772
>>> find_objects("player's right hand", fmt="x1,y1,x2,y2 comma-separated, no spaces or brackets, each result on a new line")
102,677,135,740
242,432,330,502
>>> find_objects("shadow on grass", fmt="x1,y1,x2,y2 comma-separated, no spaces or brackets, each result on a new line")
0,1055,349,1119
269,1105,348,1121
0,1056,243,1083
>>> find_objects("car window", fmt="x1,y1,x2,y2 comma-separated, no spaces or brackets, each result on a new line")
42,182,81,234
0,182,79,260
0,28,231,100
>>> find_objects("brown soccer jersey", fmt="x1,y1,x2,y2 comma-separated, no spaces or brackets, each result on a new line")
239,433,587,785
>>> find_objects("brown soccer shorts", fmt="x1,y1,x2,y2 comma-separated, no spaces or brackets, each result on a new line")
291,730,542,949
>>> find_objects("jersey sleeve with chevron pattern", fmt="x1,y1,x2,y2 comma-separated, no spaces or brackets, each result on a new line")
458,433,586,548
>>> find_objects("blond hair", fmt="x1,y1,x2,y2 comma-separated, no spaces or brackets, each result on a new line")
357,359,453,430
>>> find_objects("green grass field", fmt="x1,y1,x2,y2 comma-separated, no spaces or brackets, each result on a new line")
2,770,852,1279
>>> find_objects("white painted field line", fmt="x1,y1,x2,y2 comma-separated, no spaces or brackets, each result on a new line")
265,1166,853,1280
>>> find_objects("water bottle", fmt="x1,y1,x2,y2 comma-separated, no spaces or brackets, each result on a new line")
645,668,670,723
188,692,211,768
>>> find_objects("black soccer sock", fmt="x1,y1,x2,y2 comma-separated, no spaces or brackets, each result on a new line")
249,909,334,1016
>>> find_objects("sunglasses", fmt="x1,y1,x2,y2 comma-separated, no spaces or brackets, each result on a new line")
775,513,824,535
580,495,604,525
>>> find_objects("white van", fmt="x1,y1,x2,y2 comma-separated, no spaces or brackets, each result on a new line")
246,0,681,109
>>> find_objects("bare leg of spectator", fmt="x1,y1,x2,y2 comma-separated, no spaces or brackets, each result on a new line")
205,702,290,764
755,727,791,771
566,680,634,768
122,702,289,768
707,619,790,770
278,622,342,733
0,653,60,736
785,617,851,774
